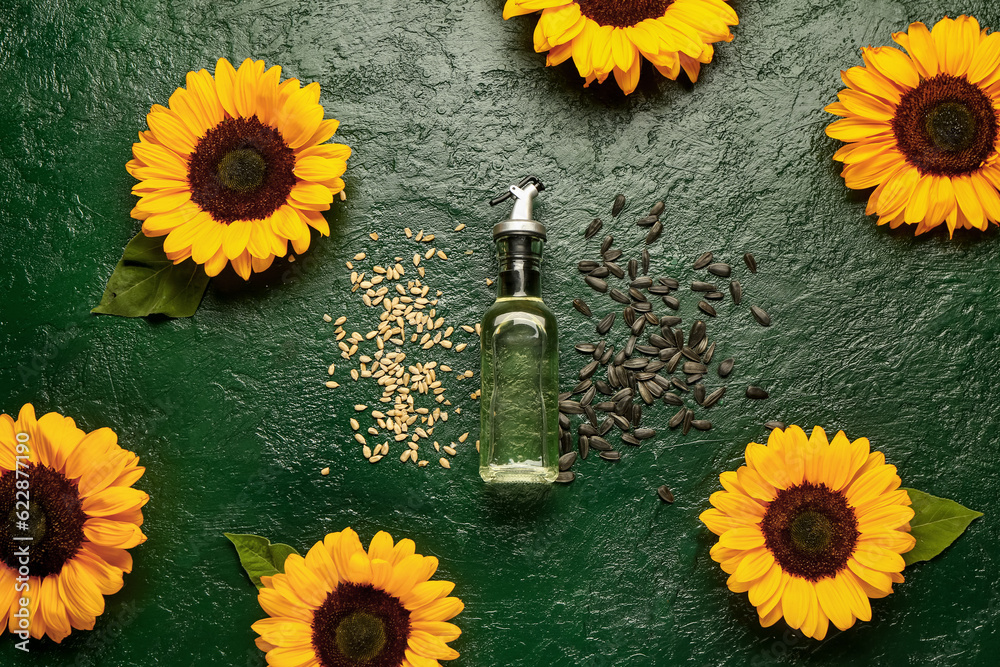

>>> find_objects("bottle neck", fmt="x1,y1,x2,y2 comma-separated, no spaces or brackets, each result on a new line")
496,235,544,298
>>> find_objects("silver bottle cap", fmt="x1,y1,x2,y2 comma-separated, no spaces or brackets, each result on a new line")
489,176,546,241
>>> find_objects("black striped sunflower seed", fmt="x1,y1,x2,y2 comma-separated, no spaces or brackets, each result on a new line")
681,347,701,362
599,450,621,461
601,235,614,254
657,485,674,503
660,277,679,289
572,379,592,394
637,214,658,228
597,312,616,335
645,221,663,244
661,316,682,328
698,301,717,317
588,266,610,278
718,358,734,378
642,249,650,274
624,335,637,356
683,362,707,374
689,320,706,347
746,385,769,399
610,288,631,304
648,285,672,295
628,258,638,280
729,280,742,305
634,301,652,313
612,194,626,217
703,386,726,408
682,409,694,435
691,281,716,292
559,400,584,414
693,252,713,270
649,201,665,217
669,407,686,428
573,299,593,317
622,433,641,446
764,421,785,430
634,428,656,440
704,291,725,300
581,385,596,406
579,360,599,379
662,295,680,310
635,345,659,356
630,318,646,336
575,343,597,354
586,276,608,293
578,260,599,273
663,393,683,406
630,277,652,289
707,263,731,277
579,436,590,459
703,342,716,364
744,252,757,273
751,306,771,327
559,452,577,471
606,261,625,279
623,307,636,326
555,471,576,483
694,383,706,405
603,248,623,262
692,419,712,431
585,218,603,239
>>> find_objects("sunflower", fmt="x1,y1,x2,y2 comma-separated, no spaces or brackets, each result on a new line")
0,404,148,643
252,527,463,667
127,57,351,279
699,425,915,640
503,0,738,94
826,16,1000,237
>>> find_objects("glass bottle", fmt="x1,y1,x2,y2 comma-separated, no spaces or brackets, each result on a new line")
479,177,559,483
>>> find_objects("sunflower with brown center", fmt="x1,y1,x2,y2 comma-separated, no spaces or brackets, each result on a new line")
699,425,915,640
127,58,351,279
826,16,1000,236
0,404,148,642
503,0,738,94
252,528,463,667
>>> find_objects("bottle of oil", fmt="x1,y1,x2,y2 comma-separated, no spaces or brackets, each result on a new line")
479,176,559,483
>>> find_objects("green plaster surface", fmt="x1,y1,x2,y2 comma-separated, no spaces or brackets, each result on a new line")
1,0,998,664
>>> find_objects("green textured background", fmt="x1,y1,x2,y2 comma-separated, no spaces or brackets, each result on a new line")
1,0,997,664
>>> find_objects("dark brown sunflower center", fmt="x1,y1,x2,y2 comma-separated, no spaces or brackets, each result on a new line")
312,582,410,667
892,74,999,177
0,463,87,578
760,482,859,581
187,115,296,224
576,0,672,28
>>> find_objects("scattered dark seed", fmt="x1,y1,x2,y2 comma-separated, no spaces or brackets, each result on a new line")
624,358,649,370
751,306,771,327
643,380,663,399
692,419,712,431
581,385,597,406
579,436,590,459
623,307,636,327
637,383,653,405
613,349,627,366
663,392,684,406
594,401,616,412
593,340,606,359
559,412,570,430
683,362,708,374
689,320,706,347
584,405,597,426
579,360,599,380
662,295,680,310
601,235,614,254
635,371,656,381
599,451,621,461
693,252,713,270
573,299,592,317
764,421,785,430
718,358,734,378
628,258,638,280
667,351,683,373
642,249,650,274
672,378,689,392
588,266,610,278
559,400,584,414
555,471,576,483
649,334,671,348
729,280,742,305
578,260,599,273
610,414,630,430
558,391,572,401
657,347,677,361
668,407,686,428
691,281,716,292
635,345,659,356
622,433,641,446
624,335,637,356
633,301,652,313
660,277,680,289
746,385,769,399
586,276,608,293
698,301,717,317
610,288,631,304
599,418,613,436
682,409,694,435
612,194,626,217
681,347,701,362
694,383,706,405
649,285,672,295
651,374,672,390
686,374,704,384
645,359,665,372
611,388,632,402
645,221,663,244
704,291,725,300
630,277,652,289
661,316,682,328
634,428,656,440
703,342,716,364
703,386,727,408
600,346,613,365
597,312,615,335
603,248,623,263
657,485,675,503
606,262,625,279
744,252,757,273
673,329,684,348
637,214,658,228
695,337,708,354
578,423,597,436
572,379,592,394
649,201,665,217
560,433,573,456
559,452,578,471
585,218,603,239
628,287,647,302
630,318,646,336
707,263,731,277
575,343,597,354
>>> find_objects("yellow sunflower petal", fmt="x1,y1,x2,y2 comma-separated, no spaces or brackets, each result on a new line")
893,21,938,79
283,555,329,607
407,630,460,661
214,57,239,118
410,596,464,623
223,219,253,260
781,576,813,630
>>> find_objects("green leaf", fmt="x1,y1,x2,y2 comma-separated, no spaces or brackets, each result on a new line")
92,232,210,317
902,488,983,566
224,533,300,589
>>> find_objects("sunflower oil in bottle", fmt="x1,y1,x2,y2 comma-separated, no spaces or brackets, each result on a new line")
479,177,559,483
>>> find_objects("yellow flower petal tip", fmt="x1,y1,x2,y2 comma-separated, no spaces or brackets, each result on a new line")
253,528,462,666
700,425,912,640
826,15,1000,237
0,404,147,643
504,0,738,95
130,57,350,280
